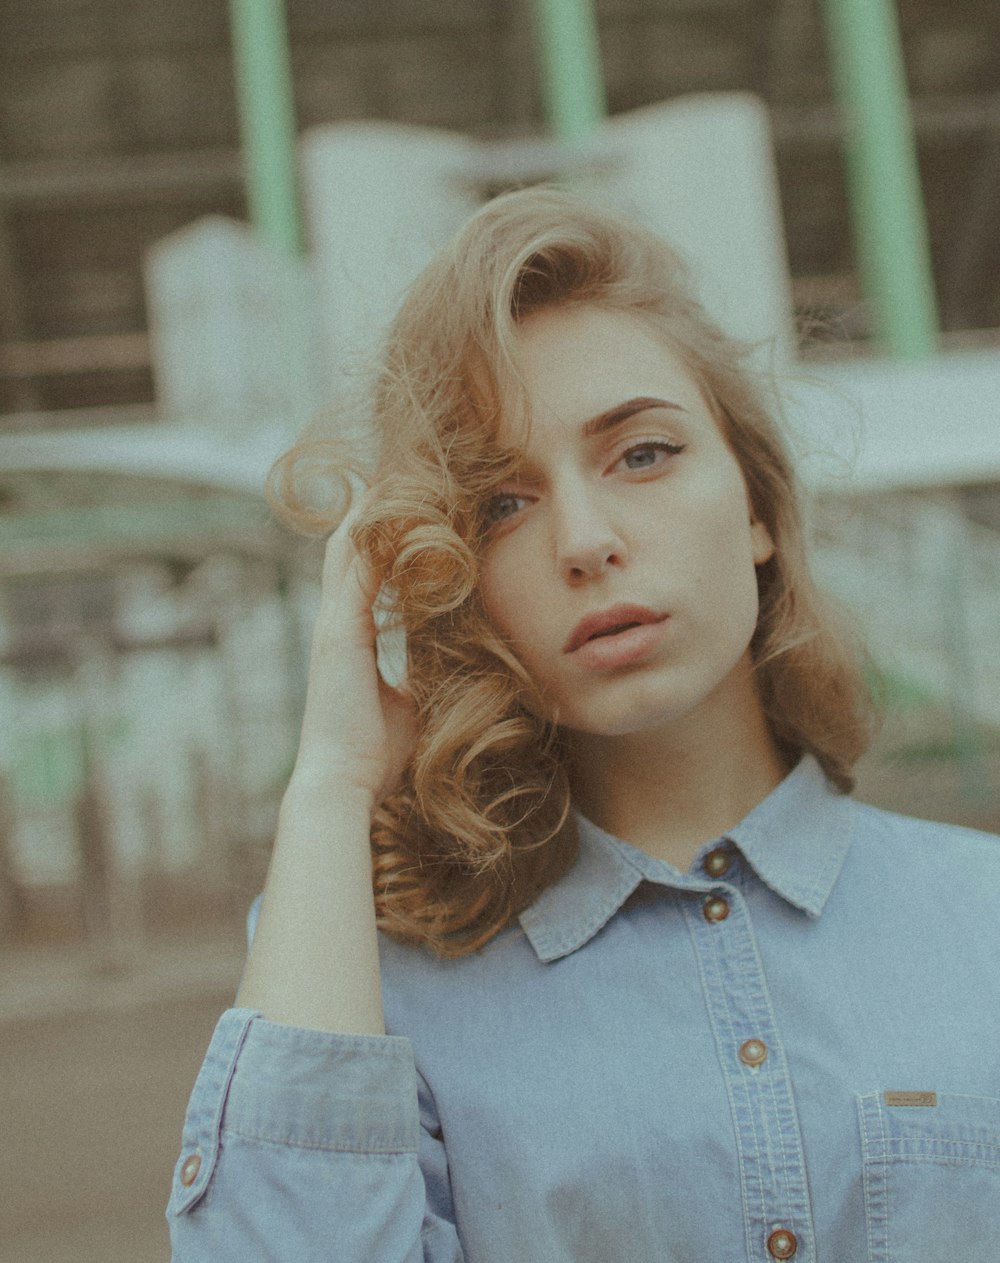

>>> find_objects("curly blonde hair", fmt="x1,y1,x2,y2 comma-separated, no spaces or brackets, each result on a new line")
269,186,877,955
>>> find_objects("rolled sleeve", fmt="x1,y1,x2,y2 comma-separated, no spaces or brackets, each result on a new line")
168,1008,460,1262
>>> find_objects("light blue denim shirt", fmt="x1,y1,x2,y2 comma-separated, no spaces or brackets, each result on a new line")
168,757,1000,1261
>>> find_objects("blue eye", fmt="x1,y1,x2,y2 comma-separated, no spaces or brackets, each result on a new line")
483,492,526,528
618,441,685,471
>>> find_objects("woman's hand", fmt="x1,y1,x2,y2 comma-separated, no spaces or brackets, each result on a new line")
292,503,418,809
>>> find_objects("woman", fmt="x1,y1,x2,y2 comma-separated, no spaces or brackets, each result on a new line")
168,188,1000,1261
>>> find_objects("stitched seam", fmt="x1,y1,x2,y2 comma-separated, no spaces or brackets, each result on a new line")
226,1130,419,1156
877,1153,1000,1170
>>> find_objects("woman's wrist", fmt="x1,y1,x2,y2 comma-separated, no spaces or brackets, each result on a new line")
283,759,379,816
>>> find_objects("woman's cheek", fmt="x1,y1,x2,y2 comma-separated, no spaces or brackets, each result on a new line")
481,543,529,633
478,564,513,639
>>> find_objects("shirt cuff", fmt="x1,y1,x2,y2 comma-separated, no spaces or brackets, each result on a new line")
171,1007,419,1215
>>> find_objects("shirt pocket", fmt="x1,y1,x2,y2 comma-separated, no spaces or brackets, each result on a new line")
857,1091,1000,1263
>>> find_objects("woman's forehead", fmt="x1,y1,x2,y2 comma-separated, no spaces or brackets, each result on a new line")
495,305,710,451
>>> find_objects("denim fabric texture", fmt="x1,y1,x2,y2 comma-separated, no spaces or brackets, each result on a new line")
168,758,1000,1261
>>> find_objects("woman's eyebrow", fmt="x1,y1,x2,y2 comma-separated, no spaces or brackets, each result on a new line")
580,395,685,439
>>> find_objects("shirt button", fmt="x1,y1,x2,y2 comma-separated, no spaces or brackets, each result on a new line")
704,847,733,878
180,1153,201,1186
739,1038,769,1067
703,895,730,923
767,1227,798,1258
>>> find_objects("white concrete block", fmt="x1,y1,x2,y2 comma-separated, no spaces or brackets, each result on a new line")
594,93,796,366
145,216,324,437
300,121,479,415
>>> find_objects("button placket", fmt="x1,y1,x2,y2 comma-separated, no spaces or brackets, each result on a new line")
682,887,815,1261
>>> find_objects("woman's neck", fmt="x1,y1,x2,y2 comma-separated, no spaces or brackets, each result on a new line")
568,696,787,872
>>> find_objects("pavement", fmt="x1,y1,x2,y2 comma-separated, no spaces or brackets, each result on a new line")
1,928,246,1263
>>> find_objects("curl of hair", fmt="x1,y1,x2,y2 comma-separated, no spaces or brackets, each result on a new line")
269,187,879,956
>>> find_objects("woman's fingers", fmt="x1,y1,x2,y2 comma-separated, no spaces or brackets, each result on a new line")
320,501,372,596
313,503,382,652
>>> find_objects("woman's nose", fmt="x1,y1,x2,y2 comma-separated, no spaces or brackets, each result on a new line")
552,489,628,582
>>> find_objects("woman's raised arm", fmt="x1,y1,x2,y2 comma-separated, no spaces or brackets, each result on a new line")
169,511,461,1259
235,505,417,1034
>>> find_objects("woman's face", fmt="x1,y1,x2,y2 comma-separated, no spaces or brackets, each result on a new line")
478,303,775,740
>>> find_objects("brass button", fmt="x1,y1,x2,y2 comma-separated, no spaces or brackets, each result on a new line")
767,1228,798,1258
180,1153,201,1187
704,847,732,878
703,895,730,923
739,1039,768,1067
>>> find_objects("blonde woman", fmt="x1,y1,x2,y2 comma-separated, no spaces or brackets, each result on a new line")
168,189,1000,1262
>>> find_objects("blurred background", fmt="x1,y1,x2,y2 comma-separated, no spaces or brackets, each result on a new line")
1,1,998,1258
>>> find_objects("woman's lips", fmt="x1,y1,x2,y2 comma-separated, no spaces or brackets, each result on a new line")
563,605,669,670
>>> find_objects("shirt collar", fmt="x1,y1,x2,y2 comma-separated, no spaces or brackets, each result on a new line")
517,756,855,962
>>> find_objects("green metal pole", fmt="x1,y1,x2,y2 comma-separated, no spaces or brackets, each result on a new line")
530,0,607,145
228,0,303,257
821,0,938,359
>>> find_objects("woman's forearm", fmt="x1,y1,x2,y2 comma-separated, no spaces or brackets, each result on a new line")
235,775,385,1035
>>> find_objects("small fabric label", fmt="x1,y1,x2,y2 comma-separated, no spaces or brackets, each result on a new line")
884,1091,937,1107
